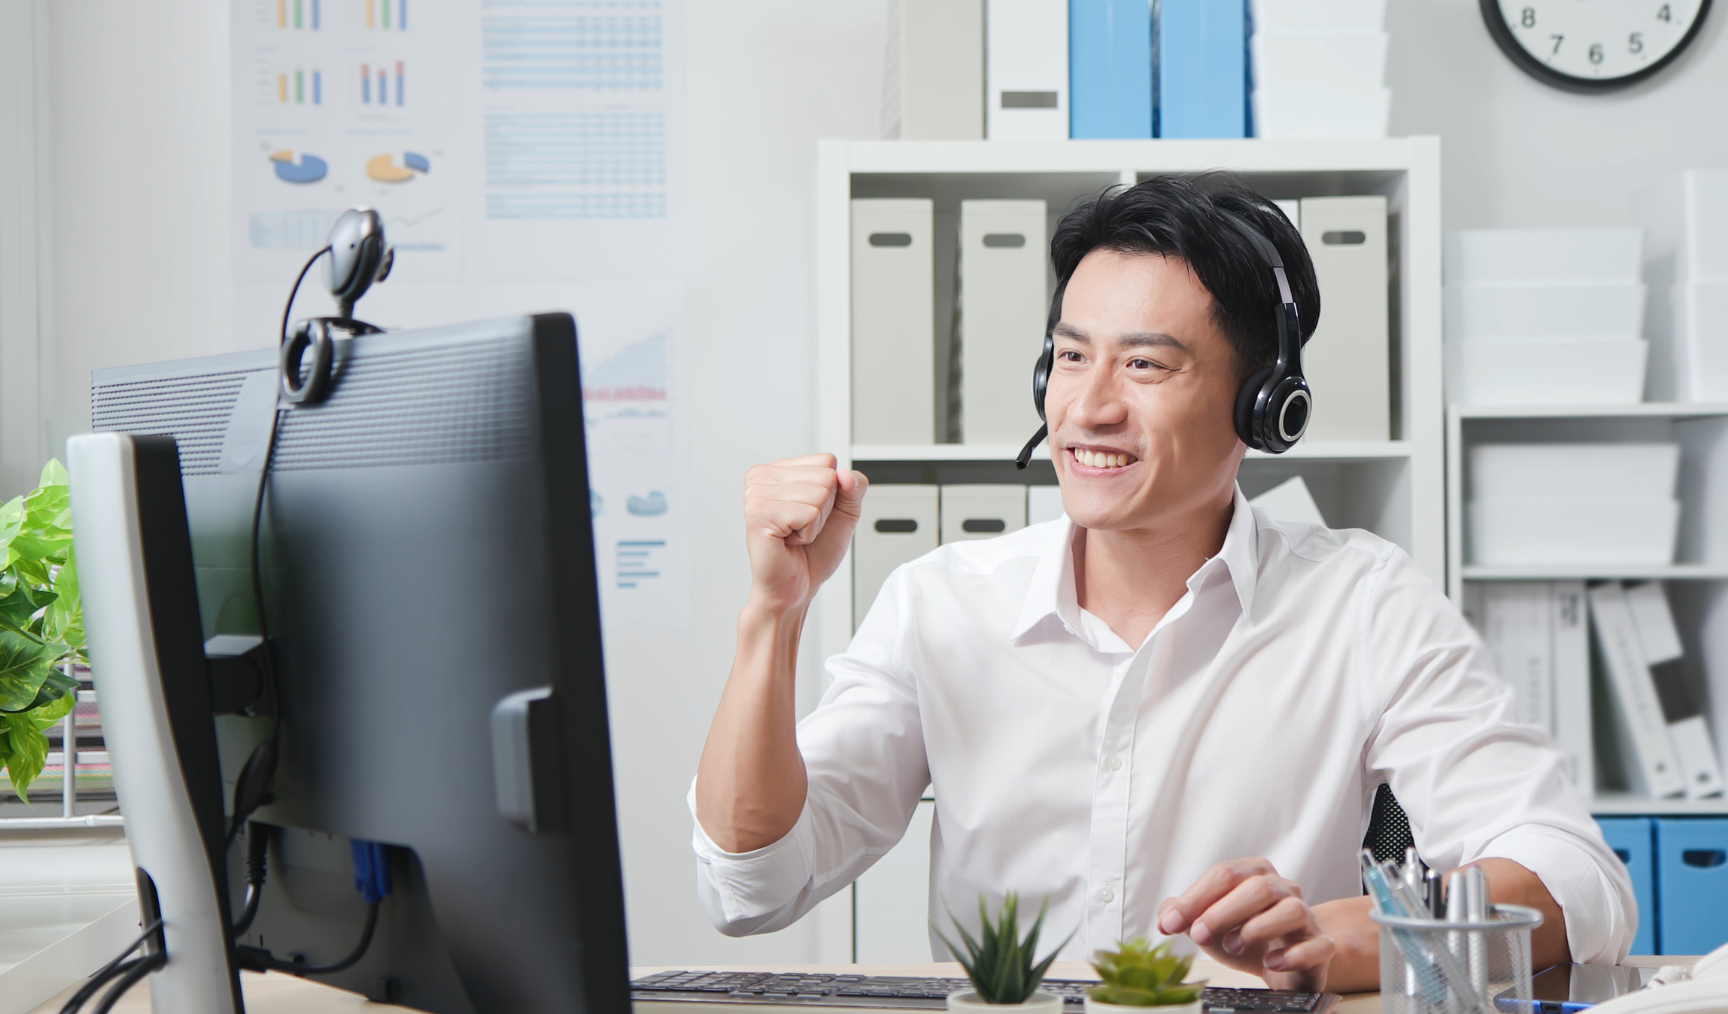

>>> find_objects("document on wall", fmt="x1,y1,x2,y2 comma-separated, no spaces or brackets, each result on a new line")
230,0,692,630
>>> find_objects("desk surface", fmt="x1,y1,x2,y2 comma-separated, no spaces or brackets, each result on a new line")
27,957,1692,1013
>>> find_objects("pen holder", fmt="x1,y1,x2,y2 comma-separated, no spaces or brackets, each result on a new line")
1369,903,1543,1014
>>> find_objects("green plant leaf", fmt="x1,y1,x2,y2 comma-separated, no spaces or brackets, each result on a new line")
0,495,24,569
1088,940,1203,1007
43,548,82,649
933,894,1073,1005
1,711,50,800
23,668,78,716
0,631,61,711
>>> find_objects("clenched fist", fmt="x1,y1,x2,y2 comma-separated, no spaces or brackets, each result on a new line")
743,454,868,617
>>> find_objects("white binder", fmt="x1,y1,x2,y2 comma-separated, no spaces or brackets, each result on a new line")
960,200,1047,445
1589,582,1686,799
985,0,1068,140
1551,581,1595,798
939,485,1028,544
852,199,936,445
1298,196,1389,442
854,485,939,629
882,0,983,139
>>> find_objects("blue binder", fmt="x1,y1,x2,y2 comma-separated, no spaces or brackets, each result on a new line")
1156,0,1247,138
1597,817,1657,955
1655,818,1728,955
1069,0,1152,139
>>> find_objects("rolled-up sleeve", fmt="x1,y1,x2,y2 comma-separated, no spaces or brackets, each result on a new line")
1360,550,1637,963
690,565,933,936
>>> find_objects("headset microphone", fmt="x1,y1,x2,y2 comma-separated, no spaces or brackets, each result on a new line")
1013,206,1309,470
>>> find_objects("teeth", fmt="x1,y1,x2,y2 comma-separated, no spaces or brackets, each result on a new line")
1075,449,1130,469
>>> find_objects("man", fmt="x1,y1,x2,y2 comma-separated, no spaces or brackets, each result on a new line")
691,175,1633,993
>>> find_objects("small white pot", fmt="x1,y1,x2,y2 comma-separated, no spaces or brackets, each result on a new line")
1082,997,1202,1014
946,989,1062,1014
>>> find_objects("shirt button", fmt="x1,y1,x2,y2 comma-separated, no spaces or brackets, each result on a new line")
1097,887,1114,903
1106,754,1123,771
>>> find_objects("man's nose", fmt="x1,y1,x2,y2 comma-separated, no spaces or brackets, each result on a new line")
1067,366,1129,429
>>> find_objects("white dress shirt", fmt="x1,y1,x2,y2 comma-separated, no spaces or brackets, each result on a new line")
691,486,1636,963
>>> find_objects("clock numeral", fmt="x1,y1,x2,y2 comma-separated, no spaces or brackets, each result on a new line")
1551,33,1564,54
1630,31,1644,53
1589,42,1605,63
1520,6,1536,27
1658,3,1673,21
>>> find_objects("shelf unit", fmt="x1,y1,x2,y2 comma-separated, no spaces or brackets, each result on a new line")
816,137,1445,684
812,139,1443,961
1446,402,1728,817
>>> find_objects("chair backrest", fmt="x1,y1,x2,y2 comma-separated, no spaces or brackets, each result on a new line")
1363,783,1414,864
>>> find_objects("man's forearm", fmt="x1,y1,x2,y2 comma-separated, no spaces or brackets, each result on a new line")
694,605,809,853
1312,859,1568,996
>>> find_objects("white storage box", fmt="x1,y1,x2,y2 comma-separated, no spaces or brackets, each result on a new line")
1445,339,1647,406
1647,278,1728,402
1471,443,1680,501
1251,0,1385,32
1251,33,1387,92
1253,86,1389,140
1444,282,1645,340
1468,499,1680,566
1444,228,1643,284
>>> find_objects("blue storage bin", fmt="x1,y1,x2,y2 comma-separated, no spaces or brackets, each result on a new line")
1655,818,1728,955
1596,817,1657,955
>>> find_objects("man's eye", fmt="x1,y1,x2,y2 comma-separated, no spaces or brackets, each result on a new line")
1058,350,1084,362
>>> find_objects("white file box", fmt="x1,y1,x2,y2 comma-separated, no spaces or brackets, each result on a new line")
1445,339,1648,406
1471,443,1680,502
854,484,940,628
1299,196,1389,441
882,0,983,139
985,0,1068,140
1443,282,1646,340
1027,485,1065,525
960,200,1047,445
939,485,1028,544
852,200,936,445
1444,228,1643,284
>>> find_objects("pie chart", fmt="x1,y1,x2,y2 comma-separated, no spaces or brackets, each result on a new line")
366,151,430,183
269,150,328,184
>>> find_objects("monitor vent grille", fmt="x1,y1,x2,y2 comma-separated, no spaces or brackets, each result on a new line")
91,371,253,476
272,341,533,471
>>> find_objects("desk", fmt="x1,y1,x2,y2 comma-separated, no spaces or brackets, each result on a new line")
26,957,1692,1013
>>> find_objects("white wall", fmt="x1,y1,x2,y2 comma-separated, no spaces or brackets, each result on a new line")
1387,0,1728,231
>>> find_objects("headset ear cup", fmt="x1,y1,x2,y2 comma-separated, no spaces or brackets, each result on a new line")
1234,366,1273,449
1031,335,1054,422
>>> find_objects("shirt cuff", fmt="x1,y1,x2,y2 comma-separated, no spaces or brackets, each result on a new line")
687,780,816,927
1475,825,1636,964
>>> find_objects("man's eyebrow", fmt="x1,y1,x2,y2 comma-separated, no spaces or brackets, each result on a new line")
1117,331,1188,352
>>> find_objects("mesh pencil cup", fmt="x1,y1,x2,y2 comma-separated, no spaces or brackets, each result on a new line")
1368,903,1542,1014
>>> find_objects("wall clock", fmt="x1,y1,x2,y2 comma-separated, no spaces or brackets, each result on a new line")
1480,0,1714,92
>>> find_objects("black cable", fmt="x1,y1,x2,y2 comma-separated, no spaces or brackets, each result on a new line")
89,953,167,1014
59,919,162,1014
230,822,270,937
242,901,380,977
224,245,330,849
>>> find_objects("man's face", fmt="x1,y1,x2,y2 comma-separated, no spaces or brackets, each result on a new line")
1045,248,1246,533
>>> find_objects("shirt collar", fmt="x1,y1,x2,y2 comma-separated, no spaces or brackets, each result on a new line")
1009,484,1260,644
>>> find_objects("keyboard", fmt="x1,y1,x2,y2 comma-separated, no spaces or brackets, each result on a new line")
631,971,1337,1014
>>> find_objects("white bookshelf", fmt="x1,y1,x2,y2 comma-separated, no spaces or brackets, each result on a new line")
811,138,1445,960
1446,403,1728,816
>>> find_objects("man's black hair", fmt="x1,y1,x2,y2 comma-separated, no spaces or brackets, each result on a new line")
1048,172,1321,381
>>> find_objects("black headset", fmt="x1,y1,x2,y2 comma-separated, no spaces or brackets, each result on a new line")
1013,207,1312,469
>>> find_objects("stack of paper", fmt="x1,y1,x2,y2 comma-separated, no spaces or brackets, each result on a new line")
1467,443,1681,566
1445,229,1649,406
1633,170,1728,402
1249,0,1388,139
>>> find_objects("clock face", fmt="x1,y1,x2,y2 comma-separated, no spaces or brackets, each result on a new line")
1482,0,1713,91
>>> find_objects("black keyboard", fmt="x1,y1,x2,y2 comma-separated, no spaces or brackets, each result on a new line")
631,971,1337,1014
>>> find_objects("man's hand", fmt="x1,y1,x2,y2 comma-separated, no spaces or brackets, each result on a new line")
1157,858,1336,993
744,454,868,617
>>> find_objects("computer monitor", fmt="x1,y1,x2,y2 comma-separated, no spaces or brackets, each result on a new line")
84,313,628,1013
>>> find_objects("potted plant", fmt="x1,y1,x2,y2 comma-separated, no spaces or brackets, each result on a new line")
934,893,1073,1014
0,460,86,802
1084,939,1207,1014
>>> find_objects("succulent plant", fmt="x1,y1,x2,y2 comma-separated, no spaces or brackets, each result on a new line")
1087,939,1207,1007
933,893,1073,1005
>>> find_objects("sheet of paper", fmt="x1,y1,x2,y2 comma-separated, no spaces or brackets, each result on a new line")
231,0,691,630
